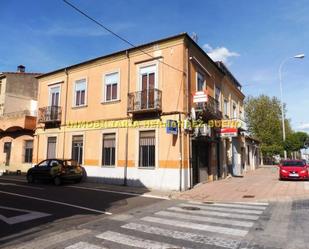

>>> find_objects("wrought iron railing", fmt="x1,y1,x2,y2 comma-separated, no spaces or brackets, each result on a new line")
128,88,162,113
38,106,62,123
196,95,222,118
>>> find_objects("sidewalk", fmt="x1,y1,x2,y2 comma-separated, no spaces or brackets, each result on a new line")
173,166,309,202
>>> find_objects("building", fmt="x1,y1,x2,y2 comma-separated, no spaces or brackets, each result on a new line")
0,65,40,173
33,33,259,190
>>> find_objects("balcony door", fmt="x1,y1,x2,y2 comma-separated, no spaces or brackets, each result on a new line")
140,65,156,110
49,85,60,121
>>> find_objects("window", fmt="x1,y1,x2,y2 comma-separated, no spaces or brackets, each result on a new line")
102,133,116,166
215,86,221,111
224,99,229,117
37,160,49,167
49,85,60,106
47,137,57,159
74,79,86,107
140,65,157,109
24,140,33,163
232,102,237,118
197,72,205,91
139,130,155,168
0,80,2,95
104,72,119,102
72,135,83,164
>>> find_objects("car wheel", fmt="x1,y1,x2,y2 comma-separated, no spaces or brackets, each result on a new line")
27,174,34,184
53,176,62,186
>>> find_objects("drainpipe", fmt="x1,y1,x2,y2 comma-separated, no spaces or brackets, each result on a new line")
62,68,69,160
124,50,130,186
179,113,183,191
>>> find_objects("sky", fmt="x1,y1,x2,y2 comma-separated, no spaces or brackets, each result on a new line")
1,0,308,132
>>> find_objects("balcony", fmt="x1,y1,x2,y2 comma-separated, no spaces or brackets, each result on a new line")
195,95,222,120
38,106,62,124
128,88,162,114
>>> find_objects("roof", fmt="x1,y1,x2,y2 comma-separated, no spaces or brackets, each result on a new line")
216,61,242,88
0,72,42,79
37,32,224,79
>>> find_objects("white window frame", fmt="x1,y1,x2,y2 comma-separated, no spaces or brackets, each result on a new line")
224,99,229,117
100,129,118,167
232,101,237,118
138,63,158,91
215,85,221,111
70,132,85,165
73,78,87,107
103,70,120,103
196,71,206,92
136,128,158,169
46,135,58,159
48,84,61,106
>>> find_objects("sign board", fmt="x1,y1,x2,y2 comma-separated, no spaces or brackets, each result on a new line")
219,128,238,138
193,90,208,103
166,120,178,135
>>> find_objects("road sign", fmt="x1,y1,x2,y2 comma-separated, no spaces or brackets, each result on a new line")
166,120,178,135
193,90,208,103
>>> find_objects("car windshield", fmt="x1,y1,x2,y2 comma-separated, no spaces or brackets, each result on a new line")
282,161,305,167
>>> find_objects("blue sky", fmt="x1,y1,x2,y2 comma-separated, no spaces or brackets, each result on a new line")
1,0,308,132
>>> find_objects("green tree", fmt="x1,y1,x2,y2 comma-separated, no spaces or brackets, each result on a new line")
244,95,292,157
284,131,309,156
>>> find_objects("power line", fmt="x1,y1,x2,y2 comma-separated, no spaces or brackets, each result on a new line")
62,0,185,74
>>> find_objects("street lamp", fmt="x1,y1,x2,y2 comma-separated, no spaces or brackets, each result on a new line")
279,53,305,159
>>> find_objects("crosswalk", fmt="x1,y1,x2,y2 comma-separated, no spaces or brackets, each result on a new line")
65,201,269,249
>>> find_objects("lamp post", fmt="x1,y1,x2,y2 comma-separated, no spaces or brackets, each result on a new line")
279,53,305,159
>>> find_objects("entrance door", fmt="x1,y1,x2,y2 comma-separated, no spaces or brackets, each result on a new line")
3,142,12,166
140,65,156,109
72,135,83,164
47,137,57,159
192,139,209,185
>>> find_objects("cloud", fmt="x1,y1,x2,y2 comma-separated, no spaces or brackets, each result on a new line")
298,123,309,131
203,44,239,64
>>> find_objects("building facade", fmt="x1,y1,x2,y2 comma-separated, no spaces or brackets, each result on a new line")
34,33,259,190
0,66,40,173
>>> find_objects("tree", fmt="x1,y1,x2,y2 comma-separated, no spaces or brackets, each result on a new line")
284,132,309,157
244,95,292,158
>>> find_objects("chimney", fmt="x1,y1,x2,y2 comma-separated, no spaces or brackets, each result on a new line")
17,65,25,73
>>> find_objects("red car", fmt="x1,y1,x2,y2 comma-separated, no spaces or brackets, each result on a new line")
279,160,308,180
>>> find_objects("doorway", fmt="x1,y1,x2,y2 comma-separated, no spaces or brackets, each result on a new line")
3,142,12,166
192,139,210,185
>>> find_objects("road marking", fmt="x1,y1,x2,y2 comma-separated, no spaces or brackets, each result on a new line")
188,201,267,210
122,223,241,249
13,229,91,249
141,216,248,236
67,185,170,200
168,206,259,220
65,241,105,249
0,182,44,190
179,203,263,214
96,231,187,249
155,210,254,227
0,205,50,225
232,201,269,206
304,182,309,190
0,190,112,215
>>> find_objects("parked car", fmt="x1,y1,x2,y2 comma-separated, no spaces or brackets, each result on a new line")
27,159,84,185
278,160,308,180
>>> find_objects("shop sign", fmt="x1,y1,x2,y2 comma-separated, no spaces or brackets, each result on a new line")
166,120,178,135
219,128,238,138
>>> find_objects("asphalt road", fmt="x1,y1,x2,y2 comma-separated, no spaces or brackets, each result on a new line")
0,175,163,245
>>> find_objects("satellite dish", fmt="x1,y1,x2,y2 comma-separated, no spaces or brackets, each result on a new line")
191,107,196,120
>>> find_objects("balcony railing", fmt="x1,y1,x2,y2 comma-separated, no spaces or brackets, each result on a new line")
38,106,62,123
195,95,222,119
128,88,162,113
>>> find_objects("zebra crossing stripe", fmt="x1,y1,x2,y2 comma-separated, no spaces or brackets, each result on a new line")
65,241,104,249
188,201,267,210
179,203,263,214
141,216,248,236
155,210,254,228
122,222,241,249
233,201,269,206
168,206,260,220
96,231,189,249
